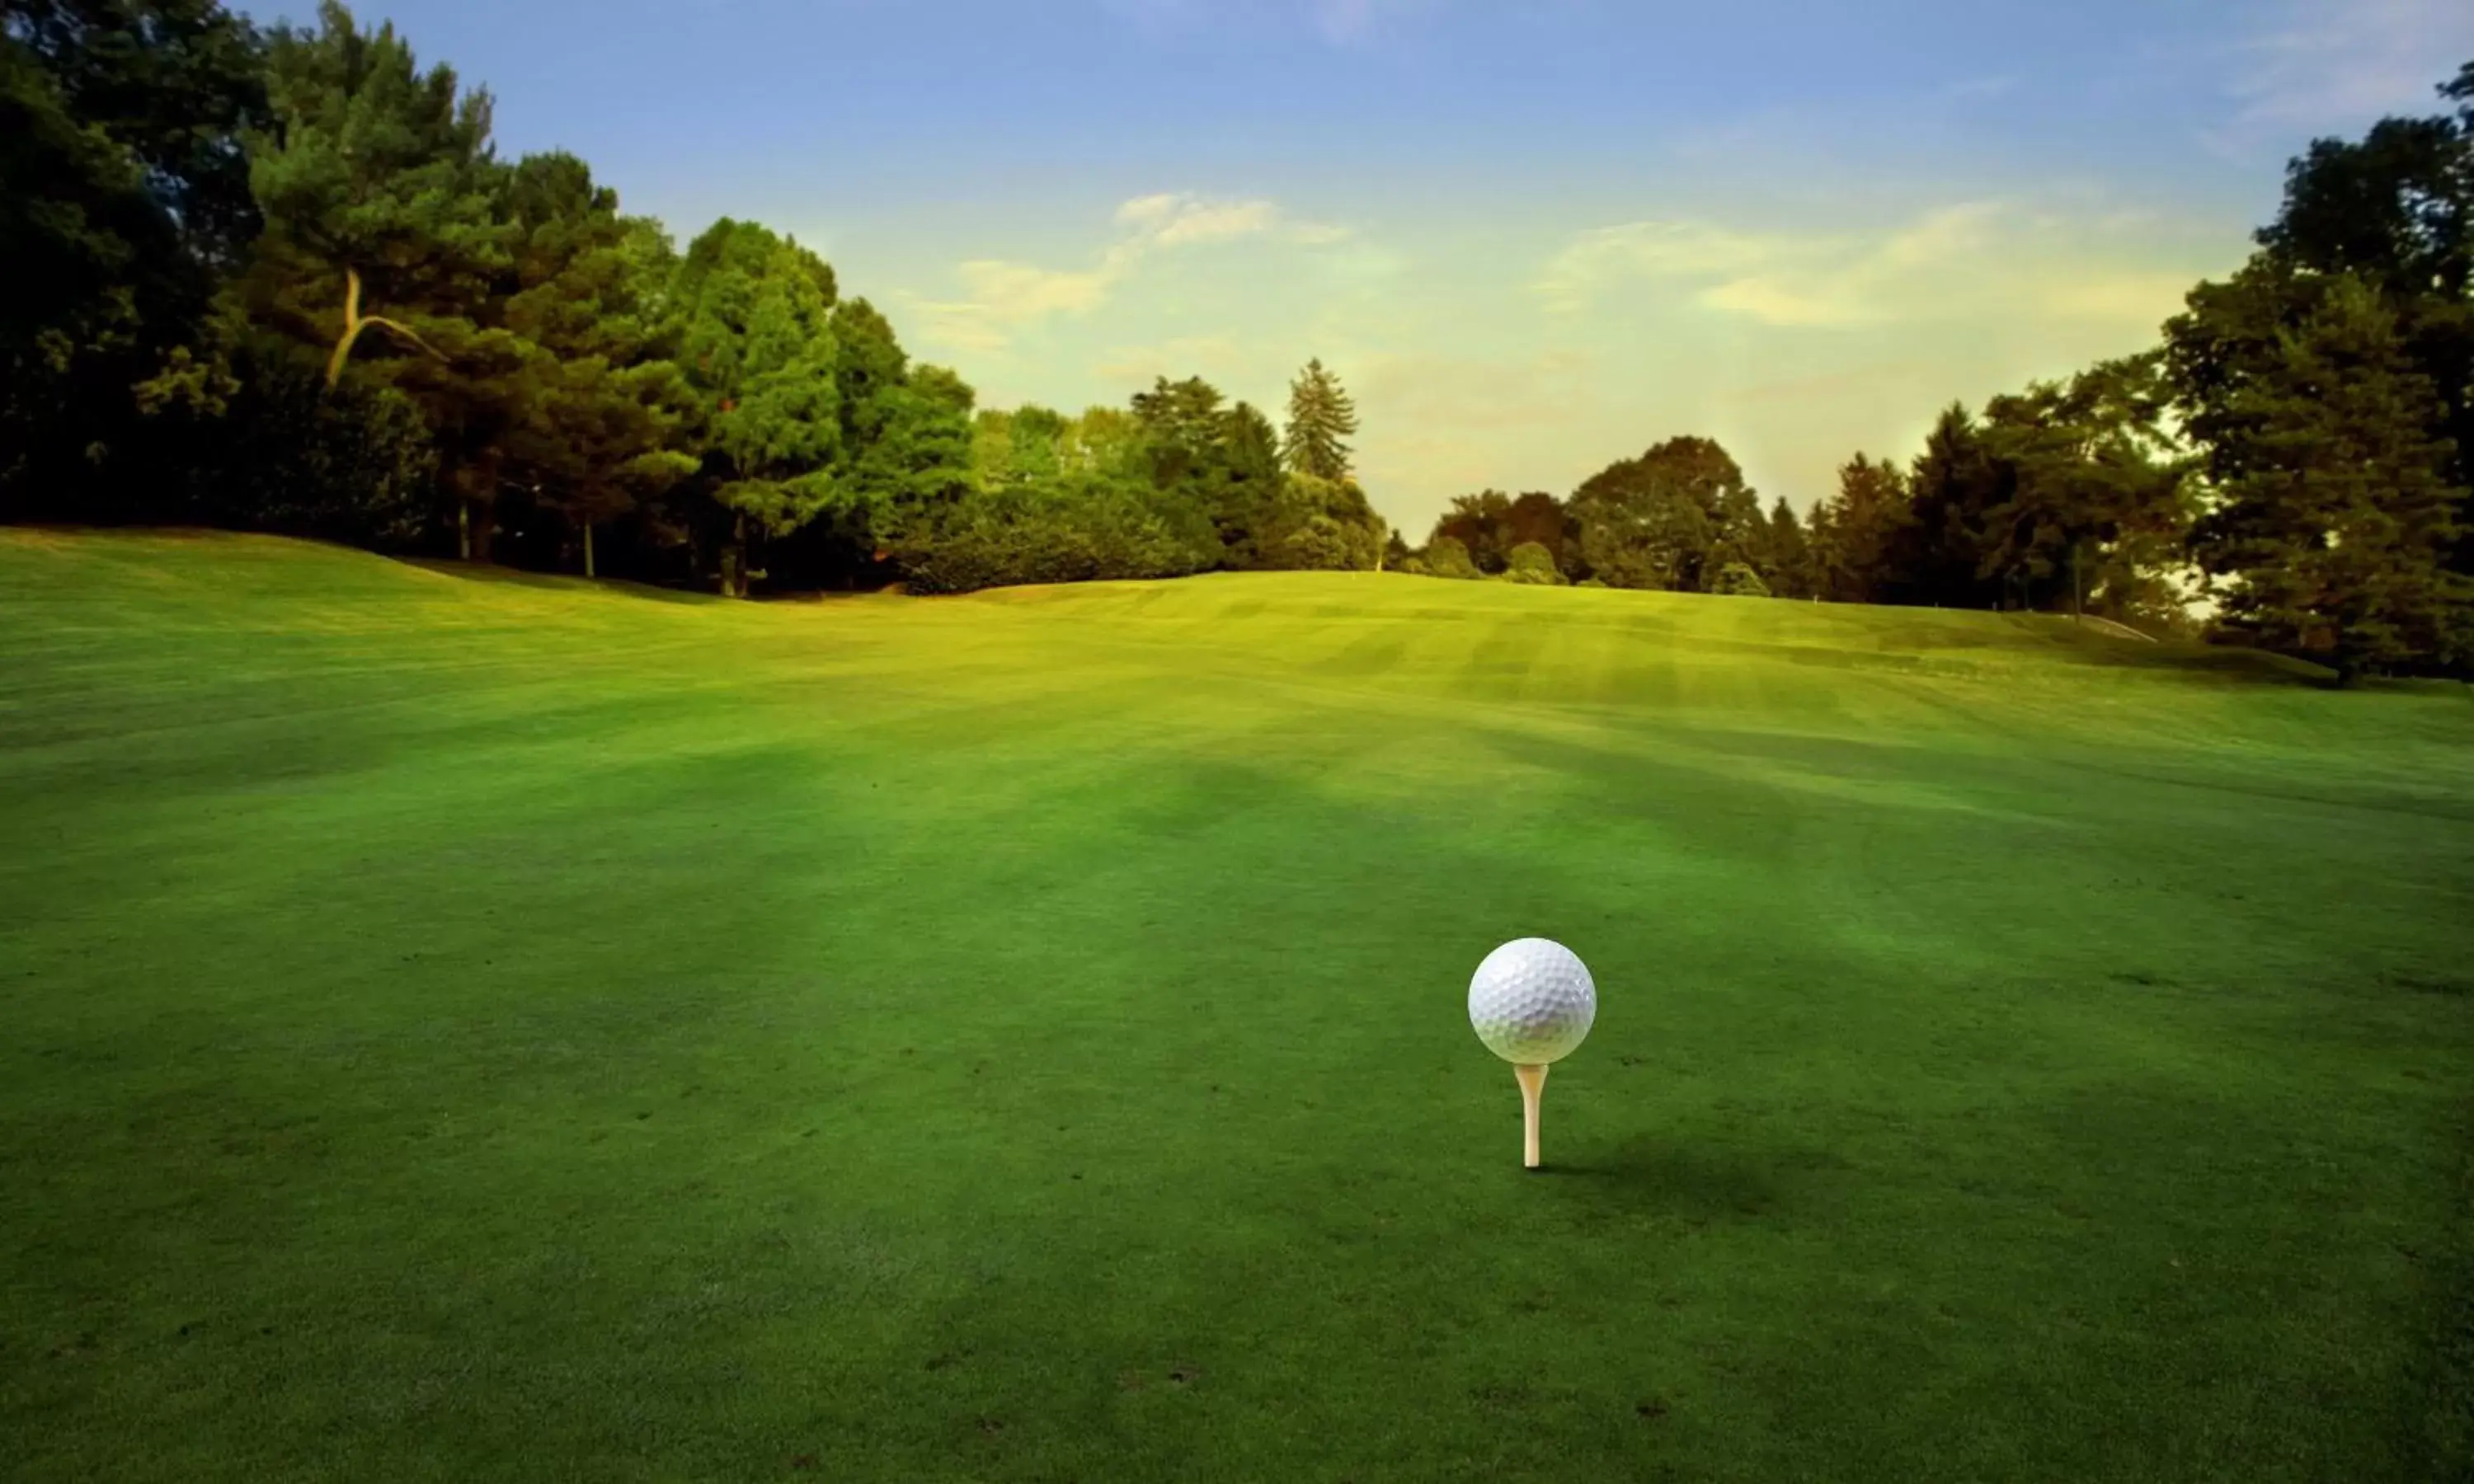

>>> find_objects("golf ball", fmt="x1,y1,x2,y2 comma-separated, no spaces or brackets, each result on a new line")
1468,937,1597,1064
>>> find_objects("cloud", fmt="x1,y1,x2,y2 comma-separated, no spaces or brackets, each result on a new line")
1115,193,1286,247
1308,0,1436,45
1536,201,2194,333
914,193,1350,354
1104,0,1439,46
2208,0,2474,151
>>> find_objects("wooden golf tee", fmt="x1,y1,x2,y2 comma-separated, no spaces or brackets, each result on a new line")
1515,1062,1549,1169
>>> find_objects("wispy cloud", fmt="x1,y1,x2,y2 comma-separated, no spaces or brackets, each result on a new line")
1536,201,2194,332
1307,0,1437,45
912,194,1350,355
2208,0,2474,153
1102,0,1439,46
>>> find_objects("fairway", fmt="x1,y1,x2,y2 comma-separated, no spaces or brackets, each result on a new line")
5,528,2473,1482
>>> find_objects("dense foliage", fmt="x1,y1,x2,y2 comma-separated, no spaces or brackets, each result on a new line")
3,2,2468,674
1,0,1387,594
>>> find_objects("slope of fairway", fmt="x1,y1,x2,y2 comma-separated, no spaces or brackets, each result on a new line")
3,528,2472,1483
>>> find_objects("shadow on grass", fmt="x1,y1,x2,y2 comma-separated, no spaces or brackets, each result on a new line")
1532,1134,1807,1224
399,557,727,607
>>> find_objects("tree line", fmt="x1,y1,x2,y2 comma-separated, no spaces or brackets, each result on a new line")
6,2,2470,679
1,0,1389,595
1403,63,2474,682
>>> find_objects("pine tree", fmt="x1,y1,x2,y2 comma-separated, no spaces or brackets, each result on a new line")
1808,453,1910,602
496,162,698,577
1764,498,1811,598
2174,270,2472,679
1282,358,1358,482
247,2,528,556
670,218,844,596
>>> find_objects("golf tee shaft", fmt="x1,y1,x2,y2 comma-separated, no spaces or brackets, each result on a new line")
1515,1063,1548,1168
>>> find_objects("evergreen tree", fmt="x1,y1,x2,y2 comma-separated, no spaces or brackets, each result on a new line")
1808,453,1909,602
1214,401,1284,567
670,217,843,596
1893,404,2006,606
247,1,529,556
2255,59,2474,575
494,162,698,576
1710,561,1771,597
1282,357,1357,481
1763,498,1811,599
2171,268,2472,679
250,2,505,388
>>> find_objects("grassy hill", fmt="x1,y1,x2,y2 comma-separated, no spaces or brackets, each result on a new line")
4,528,2471,1482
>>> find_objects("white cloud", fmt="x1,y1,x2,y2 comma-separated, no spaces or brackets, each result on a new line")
913,193,1350,355
1117,193,1286,247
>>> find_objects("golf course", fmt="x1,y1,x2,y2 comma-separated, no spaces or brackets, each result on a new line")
3,526,2472,1482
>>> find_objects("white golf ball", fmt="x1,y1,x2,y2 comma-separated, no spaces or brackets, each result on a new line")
1468,937,1597,1064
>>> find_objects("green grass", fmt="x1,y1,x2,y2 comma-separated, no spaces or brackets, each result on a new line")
3,527,2472,1482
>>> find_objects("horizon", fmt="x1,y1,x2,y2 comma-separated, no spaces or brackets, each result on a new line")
245,0,2474,536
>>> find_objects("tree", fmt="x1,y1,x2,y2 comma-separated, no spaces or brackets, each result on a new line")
492,162,700,576
1282,357,1358,482
2169,267,2471,679
1213,401,1284,566
1266,472,1384,571
1503,541,1566,585
1423,534,1479,579
2255,59,2474,575
1808,453,1909,603
1565,435,1754,591
1432,490,1517,575
2,0,270,515
1709,561,1771,597
1973,355,2193,620
1763,498,1812,598
249,2,502,388
670,217,844,596
246,2,532,556
1887,404,2008,607
1130,374,1263,565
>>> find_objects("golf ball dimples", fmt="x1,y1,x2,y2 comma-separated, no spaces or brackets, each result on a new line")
1468,938,1596,1064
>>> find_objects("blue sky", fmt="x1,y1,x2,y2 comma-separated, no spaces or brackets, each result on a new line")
257,0,2474,534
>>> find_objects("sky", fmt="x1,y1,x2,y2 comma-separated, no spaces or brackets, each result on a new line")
256,0,2474,536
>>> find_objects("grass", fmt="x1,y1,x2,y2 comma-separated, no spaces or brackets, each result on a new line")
2,526,2472,1482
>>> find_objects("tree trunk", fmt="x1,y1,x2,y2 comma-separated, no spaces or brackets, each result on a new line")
457,500,471,561
583,522,596,580
324,265,449,389
468,500,497,566
2070,543,2084,622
